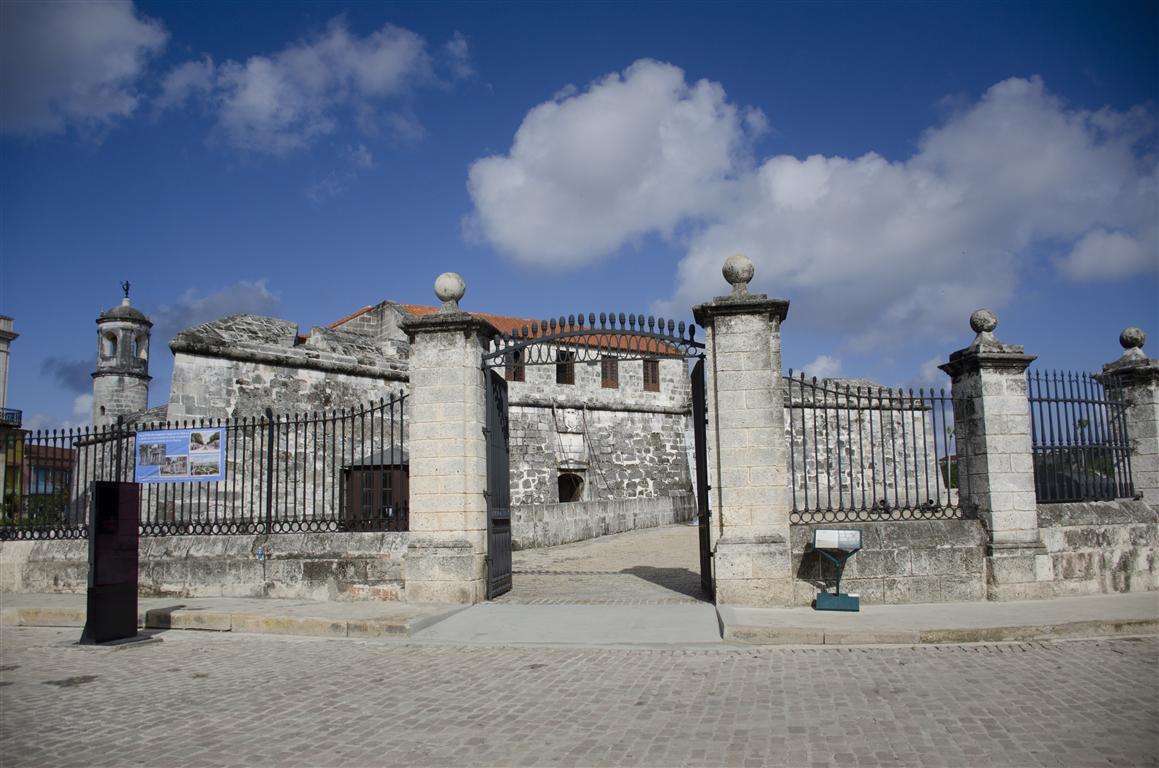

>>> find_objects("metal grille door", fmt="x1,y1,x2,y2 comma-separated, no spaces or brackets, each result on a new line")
484,369,512,598
691,358,714,600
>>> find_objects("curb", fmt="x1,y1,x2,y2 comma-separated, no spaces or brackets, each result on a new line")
5,606,1156,647
0,605,467,640
721,618,1159,645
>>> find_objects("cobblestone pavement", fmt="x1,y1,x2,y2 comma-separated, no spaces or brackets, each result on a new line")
2,626,1156,767
498,524,707,604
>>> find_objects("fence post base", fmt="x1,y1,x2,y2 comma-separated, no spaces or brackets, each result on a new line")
712,535,793,608
404,537,484,604
985,540,1054,601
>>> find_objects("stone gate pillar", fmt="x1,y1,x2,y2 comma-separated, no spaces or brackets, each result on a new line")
401,273,498,604
940,310,1050,600
693,255,793,607
1101,328,1159,506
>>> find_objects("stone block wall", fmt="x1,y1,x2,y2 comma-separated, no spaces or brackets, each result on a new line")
790,520,988,605
1037,500,1157,595
512,494,695,550
0,532,407,601
508,405,692,506
168,353,403,420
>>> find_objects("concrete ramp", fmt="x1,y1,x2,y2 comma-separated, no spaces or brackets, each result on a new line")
411,602,722,647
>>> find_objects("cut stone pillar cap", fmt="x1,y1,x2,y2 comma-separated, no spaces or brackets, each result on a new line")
434,272,465,313
1118,327,1147,362
723,254,754,297
939,308,1033,378
965,308,1023,353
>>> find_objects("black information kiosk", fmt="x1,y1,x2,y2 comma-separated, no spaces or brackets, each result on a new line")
80,481,140,644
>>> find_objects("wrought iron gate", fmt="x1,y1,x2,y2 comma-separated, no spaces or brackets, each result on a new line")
484,368,513,598
690,358,713,599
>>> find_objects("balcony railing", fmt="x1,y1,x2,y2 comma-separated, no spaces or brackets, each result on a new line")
0,408,21,427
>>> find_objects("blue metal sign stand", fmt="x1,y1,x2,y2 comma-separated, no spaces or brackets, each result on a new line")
812,529,862,612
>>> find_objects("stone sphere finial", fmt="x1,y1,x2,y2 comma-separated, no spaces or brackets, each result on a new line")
434,272,465,313
969,309,998,334
723,254,754,297
1120,327,1145,351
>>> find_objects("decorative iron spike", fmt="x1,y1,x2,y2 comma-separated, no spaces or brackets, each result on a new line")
688,324,697,341
558,315,566,330
618,312,626,327
599,312,607,326
648,316,656,331
588,313,596,327
531,321,538,335
521,325,527,337
549,318,556,332
678,321,685,336
667,319,675,334
568,314,575,329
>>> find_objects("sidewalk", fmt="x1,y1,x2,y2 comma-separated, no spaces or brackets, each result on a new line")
719,591,1159,645
0,593,466,640
1,590,1155,647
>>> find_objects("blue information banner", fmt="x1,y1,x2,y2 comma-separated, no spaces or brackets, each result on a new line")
134,428,225,483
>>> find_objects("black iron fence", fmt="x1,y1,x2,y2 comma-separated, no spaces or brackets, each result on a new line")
787,373,962,524
1027,370,1133,503
0,395,408,540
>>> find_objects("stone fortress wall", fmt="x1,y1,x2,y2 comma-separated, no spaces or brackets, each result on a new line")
150,302,701,547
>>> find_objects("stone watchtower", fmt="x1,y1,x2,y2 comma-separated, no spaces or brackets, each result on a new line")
92,283,151,427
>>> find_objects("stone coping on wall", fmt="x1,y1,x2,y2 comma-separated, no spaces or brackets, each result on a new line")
1037,498,1156,527
170,314,408,380
512,495,696,550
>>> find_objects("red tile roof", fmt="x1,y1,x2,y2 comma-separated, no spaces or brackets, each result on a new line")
330,302,683,355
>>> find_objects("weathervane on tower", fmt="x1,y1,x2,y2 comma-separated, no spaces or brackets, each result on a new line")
121,281,131,300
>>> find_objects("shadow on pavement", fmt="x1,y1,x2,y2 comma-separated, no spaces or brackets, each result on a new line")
619,566,708,601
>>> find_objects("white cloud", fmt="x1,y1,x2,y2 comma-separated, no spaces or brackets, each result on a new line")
24,394,94,432
348,143,375,169
157,17,458,155
1056,229,1157,281
0,0,167,136
150,279,281,345
673,76,1157,343
305,173,344,203
468,65,1157,344
800,355,842,378
466,59,767,266
915,356,950,389
155,56,215,112
444,31,473,80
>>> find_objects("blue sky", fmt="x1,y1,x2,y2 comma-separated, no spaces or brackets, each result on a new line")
1,0,1156,429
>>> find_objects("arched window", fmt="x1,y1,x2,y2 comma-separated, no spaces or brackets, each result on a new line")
102,332,117,358
558,472,584,503
134,334,149,360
